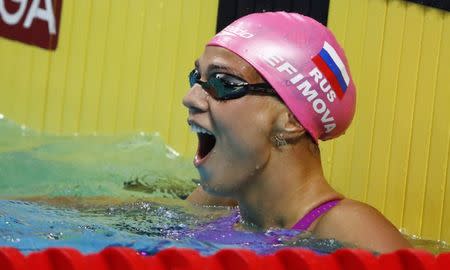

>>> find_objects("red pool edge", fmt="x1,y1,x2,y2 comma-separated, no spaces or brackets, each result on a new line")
1,247,449,269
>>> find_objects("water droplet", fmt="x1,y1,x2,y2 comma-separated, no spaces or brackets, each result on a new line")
47,232,62,240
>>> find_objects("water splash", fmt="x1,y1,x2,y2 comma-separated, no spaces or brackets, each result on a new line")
0,117,197,199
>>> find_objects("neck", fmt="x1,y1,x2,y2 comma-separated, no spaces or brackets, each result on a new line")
235,142,341,229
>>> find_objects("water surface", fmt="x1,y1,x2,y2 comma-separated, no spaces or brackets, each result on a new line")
0,117,447,254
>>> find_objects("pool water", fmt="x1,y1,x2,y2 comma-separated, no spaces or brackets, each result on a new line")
0,117,448,254
0,199,348,255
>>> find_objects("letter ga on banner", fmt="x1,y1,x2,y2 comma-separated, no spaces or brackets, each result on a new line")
0,0,63,50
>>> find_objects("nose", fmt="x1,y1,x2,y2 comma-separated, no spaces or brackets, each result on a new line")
182,84,209,113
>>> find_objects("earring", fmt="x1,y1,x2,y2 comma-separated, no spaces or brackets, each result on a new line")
272,134,288,148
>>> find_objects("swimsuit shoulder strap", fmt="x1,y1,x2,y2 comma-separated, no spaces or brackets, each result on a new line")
291,199,342,230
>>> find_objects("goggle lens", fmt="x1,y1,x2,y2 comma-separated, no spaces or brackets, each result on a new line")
188,69,277,100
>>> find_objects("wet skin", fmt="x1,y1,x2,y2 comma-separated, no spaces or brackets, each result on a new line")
183,46,285,198
183,46,412,253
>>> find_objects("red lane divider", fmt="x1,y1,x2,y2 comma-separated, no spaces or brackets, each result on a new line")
156,248,205,270
0,247,449,270
274,248,338,270
332,249,379,270
437,252,450,269
0,247,26,270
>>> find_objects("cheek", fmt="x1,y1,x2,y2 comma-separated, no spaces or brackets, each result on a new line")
221,108,274,163
202,102,277,195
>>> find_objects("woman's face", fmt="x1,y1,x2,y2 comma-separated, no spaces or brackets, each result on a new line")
182,46,283,197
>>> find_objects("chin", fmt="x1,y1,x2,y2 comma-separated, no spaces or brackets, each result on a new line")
200,178,235,197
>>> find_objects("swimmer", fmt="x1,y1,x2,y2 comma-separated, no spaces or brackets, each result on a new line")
183,12,411,253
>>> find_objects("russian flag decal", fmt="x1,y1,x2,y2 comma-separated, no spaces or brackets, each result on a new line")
312,42,350,99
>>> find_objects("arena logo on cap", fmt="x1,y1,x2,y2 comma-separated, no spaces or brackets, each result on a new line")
312,42,350,99
216,25,254,39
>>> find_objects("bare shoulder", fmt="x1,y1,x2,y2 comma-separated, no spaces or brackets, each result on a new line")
312,199,411,253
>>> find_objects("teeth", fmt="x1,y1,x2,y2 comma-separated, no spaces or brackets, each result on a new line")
190,124,213,135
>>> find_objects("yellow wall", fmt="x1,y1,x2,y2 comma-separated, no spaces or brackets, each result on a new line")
0,0,449,243
326,0,450,242
0,0,218,155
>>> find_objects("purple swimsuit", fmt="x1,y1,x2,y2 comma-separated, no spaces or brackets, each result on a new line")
291,199,341,230
188,199,341,254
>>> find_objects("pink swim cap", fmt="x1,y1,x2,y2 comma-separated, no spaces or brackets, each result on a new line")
207,12,356,141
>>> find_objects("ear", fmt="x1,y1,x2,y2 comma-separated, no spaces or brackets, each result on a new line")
272,111,306,143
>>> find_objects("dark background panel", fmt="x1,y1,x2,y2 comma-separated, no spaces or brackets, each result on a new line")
310,0,331,28
254,0,274,11
216,0,330,32
272,0,292,11
406,0,450,11
291,0,311,15
216,0,239,33
236,0,256,17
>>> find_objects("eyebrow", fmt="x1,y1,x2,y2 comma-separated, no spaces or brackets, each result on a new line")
194,60,244,78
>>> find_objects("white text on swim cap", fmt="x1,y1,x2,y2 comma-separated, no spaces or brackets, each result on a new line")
216,25,254,39
262,55,337,134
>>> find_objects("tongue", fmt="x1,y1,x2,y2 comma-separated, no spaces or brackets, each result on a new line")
198,133,216,159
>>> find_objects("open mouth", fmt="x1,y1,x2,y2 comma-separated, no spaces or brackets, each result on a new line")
198,133,216,159
190,123,216,161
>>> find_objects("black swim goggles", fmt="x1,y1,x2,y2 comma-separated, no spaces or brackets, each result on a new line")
188,69,278,100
